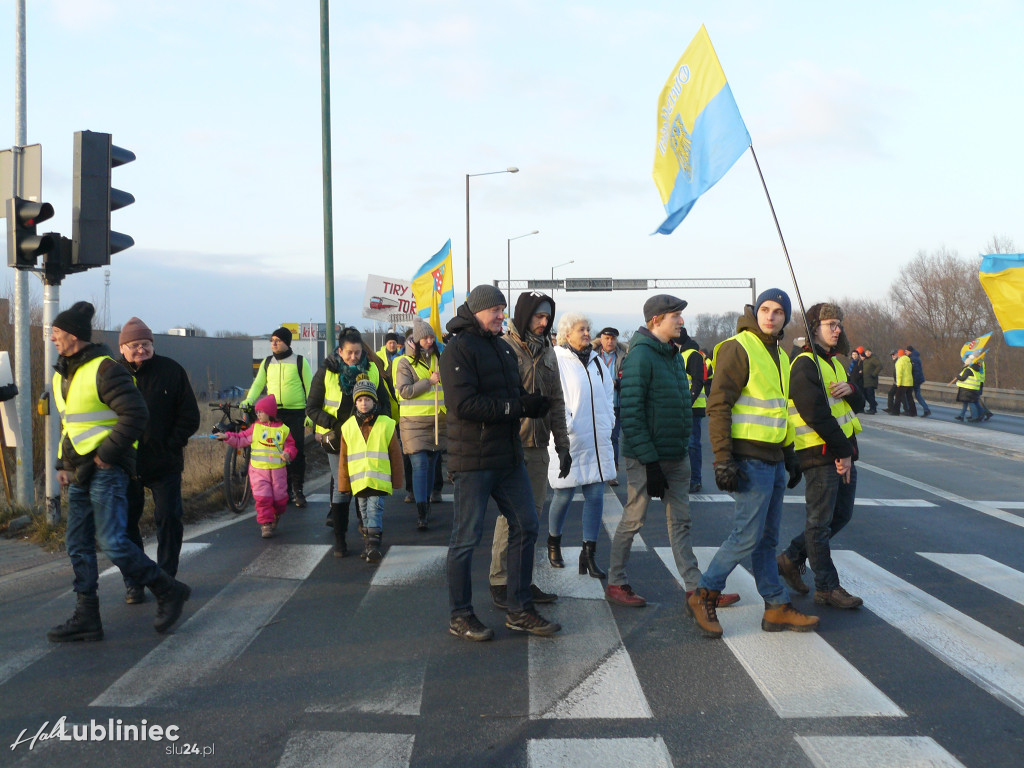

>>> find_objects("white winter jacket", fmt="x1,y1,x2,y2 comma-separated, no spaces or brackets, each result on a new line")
547,345,616,489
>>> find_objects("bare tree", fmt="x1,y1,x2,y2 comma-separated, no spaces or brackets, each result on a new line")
692,311,741,351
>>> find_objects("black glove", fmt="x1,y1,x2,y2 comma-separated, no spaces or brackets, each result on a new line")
714,459,745,492
785,453,803,489
519,392,551,419
645,461,668,498
557,448,572,479
0,383,17,402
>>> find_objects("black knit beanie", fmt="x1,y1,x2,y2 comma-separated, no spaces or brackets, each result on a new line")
53,301,95,342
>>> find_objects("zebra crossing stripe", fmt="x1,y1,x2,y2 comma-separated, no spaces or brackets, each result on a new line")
528,737,673,767
602,488,646,551
691,494,934,506
97,541,210,580
794,735,967,768
276,731,414,768
919,553,1024,608
832,550,1024,716
91,544,331,708
976,501,1024,509
658,547,905,719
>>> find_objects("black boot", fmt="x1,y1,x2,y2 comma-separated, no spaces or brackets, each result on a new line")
47,593,103,642
579,541,607,579
330,501,350,557
416,502,430,532
365,529,383,565
149,572,191,633
547,535,564,568
293,487,307,508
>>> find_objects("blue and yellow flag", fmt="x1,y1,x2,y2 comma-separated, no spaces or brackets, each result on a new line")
979,253,1024,346
411,239,455,338
652,25,751,235
960,332,992,363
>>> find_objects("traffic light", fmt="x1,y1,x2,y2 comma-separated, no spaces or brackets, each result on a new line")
72,130,135,266
6,196,55,269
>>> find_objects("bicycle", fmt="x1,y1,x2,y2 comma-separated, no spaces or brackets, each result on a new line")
209,401,254,513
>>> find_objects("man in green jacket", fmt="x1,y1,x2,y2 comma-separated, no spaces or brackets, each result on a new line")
606,295,738,609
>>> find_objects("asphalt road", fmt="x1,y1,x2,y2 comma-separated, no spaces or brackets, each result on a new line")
2,416,1023,768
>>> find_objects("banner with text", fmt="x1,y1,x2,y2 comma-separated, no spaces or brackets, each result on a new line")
362,274,418,324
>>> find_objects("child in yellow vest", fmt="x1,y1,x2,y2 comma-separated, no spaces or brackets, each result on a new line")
337,377,403,563
218,394,297,538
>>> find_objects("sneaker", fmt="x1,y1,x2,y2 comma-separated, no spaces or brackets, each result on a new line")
293,491,307,508
608,478,619,487
125,585,146,604
530,584,558,604
762,602,819,632
921,411,931,417
814,586,863,609
605,584,646,607
685,588,723,638
449,614,494,642
954,415,964,421
261,524,275,538
777,552,810,595
506,608,561,636
490,584,508,610
689,483,702,494
687,589,740,608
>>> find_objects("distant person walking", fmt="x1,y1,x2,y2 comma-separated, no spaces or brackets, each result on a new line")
889,349,916,416
593,327,627,482
118,317,201,605
860,347,881,414
242,327,313,507
906,346,931,417
950,355,983,422
676,323,707,493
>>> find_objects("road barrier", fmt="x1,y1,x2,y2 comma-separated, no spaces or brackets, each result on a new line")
879,380,1024,414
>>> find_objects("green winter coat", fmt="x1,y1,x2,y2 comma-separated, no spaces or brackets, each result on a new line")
620,328,692,464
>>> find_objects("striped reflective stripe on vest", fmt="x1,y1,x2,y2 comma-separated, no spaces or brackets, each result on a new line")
713,331,791,445
788,351,862,450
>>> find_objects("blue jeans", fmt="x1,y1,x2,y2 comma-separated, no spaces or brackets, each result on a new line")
125,472,184,587
688,414,703,486
783,463,857,591
357,495,384,530
548,481,604,541
913,384,930,413
410,451,441,503
699,459,788,605
447,462,538,617
959,400,982,420
66,466,161,595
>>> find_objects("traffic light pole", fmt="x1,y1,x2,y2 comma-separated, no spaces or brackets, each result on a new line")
41,260,62,524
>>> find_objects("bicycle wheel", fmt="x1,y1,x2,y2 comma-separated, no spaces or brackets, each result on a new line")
224,445,252,513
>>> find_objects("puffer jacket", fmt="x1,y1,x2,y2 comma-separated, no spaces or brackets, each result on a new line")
862,354,883,388
55,343,148,484
895,354,913,386
546,345,615,488
909,349,925,385
306,344,391,433
440,303,527,472
620,327,691,464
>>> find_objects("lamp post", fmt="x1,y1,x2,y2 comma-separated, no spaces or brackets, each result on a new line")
466,167,518,295
507,230,539,307
551,259,575,291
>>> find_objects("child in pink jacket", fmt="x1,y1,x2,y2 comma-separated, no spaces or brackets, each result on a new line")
218,394,297,538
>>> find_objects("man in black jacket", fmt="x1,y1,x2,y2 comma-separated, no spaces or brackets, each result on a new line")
777,303,865,609
48,302,191,642
441,285,560,642
118,317,201,604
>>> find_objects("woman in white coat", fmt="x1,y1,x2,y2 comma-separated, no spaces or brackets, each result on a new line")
547,312,616,579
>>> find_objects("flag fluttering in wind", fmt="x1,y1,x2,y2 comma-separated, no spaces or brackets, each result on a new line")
979,253,1024,346
652,25,751,235
411,239,455,338
960,332,993,363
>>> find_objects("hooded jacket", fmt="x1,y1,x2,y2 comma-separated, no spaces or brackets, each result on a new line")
789,342,865,469
118,353,201,482
55,342,148,484
707,306,794,465
908,348,926,385
440,302,527,472
620,327,692,464
502,292,569,453
306,343,391,434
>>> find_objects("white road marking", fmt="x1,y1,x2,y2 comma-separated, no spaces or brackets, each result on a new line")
693,493,934,506
660,547,904,719
976,500,1024,509
857,461,1024,528
528,737,674,768
91,544,330,708
795,735,967,768
532,547,606,600
276,731,414,768
304,493,330,503
370,545,447,587
97,541,210,579
601,488,646,551
833,550,1024,716
919,553,1024,607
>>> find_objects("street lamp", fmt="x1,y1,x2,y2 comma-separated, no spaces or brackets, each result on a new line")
466,167,519,295
507,230,539,306
551,259,575,290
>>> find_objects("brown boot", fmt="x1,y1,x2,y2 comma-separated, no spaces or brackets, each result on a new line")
762,602,819,632
814,586,863,609
777,552,810,595
686,588,723,638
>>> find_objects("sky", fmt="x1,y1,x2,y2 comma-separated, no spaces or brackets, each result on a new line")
3,0,1023,339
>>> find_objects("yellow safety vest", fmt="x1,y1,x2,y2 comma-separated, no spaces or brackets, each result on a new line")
977,362,987,385
342,415,396,494
958,366,982,391
315,364,381,435
713,331,791,445
395,354,445,418
788,352,862,451
52,357,119,458
249,423,291,469
681,348,707,409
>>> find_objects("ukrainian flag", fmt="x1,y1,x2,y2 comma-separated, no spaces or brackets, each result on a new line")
979,254,1024,346
653,25,751,235
411,239,455,338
